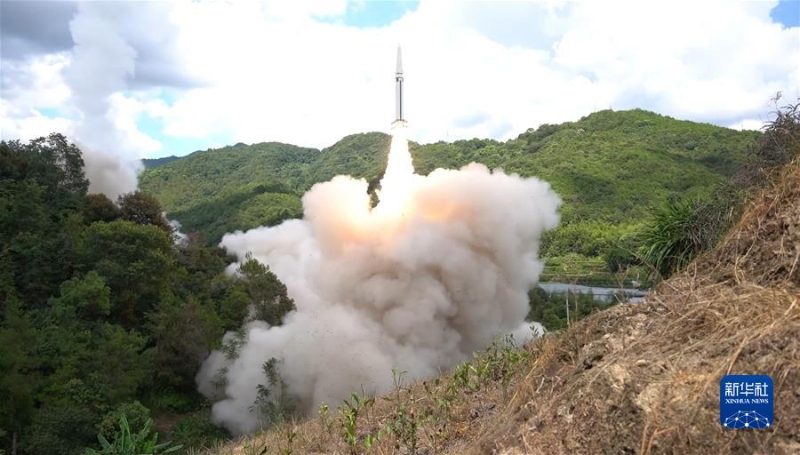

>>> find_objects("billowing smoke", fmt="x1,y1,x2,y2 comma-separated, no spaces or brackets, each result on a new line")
197,125,561,434
167,214,189,245
78,143,141,199
65,1,142,198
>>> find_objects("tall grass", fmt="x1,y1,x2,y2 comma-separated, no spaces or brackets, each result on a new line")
641,198,704,280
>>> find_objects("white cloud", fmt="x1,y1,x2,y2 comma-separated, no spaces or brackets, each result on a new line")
154,1,608,147
0,52,74,141
0,99,72,141
2,0,799,154
548,0,797,119
728,118,767,131
261,0,349,20
107,93,167,155
1,53,72,111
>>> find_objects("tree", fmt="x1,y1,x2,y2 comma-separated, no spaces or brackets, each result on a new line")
0,180,48,249
38,290,154,407
57,271,112,320
147,294,223,390
82,194,122,224
34,133,89,197
0,250,37,455
237,254,295,326
250,358,297,427
214,282,250,331
1,132,237,455
1,134,91,306
78,220,174,327
1,133,89,212
171,233,230,298
118,191,172,233
23,403,98,455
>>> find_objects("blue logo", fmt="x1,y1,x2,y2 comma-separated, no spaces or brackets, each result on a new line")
719,375,773,429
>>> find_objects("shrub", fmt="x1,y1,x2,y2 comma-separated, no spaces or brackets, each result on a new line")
96,401,151,442
83,415,181,455
169,413,229,451
640,197,703,280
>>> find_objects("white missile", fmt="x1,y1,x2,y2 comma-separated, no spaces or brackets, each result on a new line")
393,45,406,126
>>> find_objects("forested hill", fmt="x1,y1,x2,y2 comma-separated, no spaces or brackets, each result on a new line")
0,134,297,454
140,109,761,244
142,155,180,169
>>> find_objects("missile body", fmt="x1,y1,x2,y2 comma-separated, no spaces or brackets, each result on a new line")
393,46,406,126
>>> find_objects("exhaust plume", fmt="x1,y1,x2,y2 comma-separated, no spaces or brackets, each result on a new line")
78,143,141,199
197,125,561,434
65,1,142,198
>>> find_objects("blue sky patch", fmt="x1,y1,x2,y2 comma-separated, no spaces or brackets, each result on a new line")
321,0,419,27
770,0,799,27
153,133,235,159
137,114,234,159
37,107,65,118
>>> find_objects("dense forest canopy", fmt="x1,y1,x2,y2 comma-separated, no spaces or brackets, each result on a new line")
0,134,297,455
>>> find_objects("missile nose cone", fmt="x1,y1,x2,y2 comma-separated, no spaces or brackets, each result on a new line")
396,45,403,75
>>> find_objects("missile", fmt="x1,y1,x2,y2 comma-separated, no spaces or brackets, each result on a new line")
393,45,406,126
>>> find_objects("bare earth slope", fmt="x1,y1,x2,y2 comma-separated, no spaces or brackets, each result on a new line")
476,160,800,455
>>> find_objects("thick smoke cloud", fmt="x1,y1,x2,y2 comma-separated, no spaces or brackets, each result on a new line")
65,1,142,198
197,127,561,434
78,143,141,199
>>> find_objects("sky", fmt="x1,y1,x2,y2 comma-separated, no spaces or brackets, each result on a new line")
1,0,799,160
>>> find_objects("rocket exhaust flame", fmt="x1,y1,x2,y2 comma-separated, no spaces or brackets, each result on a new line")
374,123,417,218
195,49,563,435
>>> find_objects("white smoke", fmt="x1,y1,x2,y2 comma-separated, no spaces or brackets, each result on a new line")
79,143,141,199
167,214,189,245
197,125,560,434
65,1,143,198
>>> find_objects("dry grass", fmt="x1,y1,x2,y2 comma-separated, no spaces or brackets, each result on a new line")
204,160,800,455
201,339,533,455
474,284,799,455
471,159,800,455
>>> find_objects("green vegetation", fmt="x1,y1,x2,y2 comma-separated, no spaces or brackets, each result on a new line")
527,286,623,332
139,109,760,283
83,416,182,455
0,134,297,455
641,95,800,281
640,197,703,279
142,156,181,169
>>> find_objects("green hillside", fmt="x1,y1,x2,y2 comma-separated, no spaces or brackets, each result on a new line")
142,155,181,169
413,109,754,223
140,109,760,256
